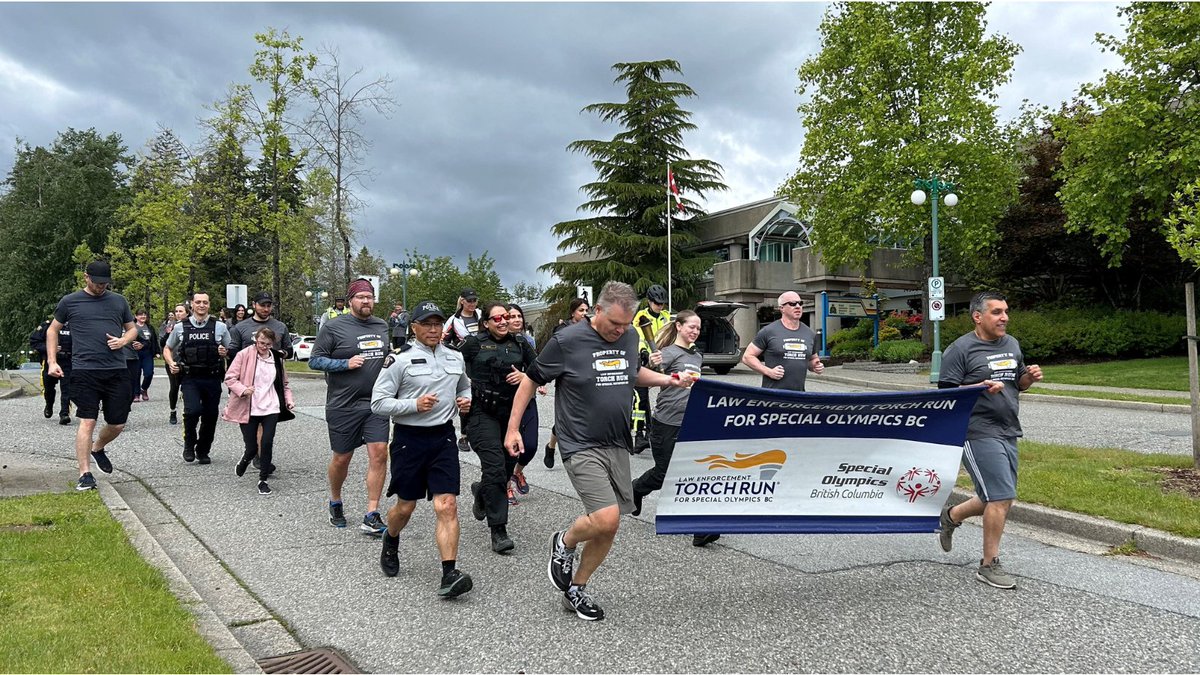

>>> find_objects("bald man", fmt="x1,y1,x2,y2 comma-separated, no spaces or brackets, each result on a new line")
741,291,824,391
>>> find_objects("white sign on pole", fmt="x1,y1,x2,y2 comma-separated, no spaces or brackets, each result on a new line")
928,276,945,299
577,285,593,304
929,298,946,321
360,275,381,302
226,284,247,309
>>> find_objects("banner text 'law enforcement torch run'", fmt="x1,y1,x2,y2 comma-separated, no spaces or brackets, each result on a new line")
655,379,986,536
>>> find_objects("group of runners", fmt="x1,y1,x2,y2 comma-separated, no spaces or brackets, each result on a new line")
40,258,1041,620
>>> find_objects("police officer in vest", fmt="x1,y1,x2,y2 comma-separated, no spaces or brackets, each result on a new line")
631,284,669,454
461,301,536,553
163,291,231,464
318,296,350,331
30,315,73,424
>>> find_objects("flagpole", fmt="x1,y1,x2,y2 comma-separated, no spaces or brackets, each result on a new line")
667,162,673,314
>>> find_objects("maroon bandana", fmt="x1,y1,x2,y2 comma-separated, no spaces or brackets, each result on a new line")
348,279,374,299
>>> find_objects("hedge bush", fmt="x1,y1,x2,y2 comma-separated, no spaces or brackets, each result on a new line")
938,309,1185,363
872,339,927,363
831,337,872,360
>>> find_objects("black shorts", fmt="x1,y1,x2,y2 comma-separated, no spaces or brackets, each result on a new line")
386,422,459,501
327,406,390,454
71,368,132,424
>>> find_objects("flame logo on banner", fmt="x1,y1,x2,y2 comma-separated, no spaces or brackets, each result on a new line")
696,450,787,480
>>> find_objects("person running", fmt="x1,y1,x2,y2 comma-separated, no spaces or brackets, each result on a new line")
462,301,536,554
46,260,137,491
506,303,546,503
131,309,158,402
230,292,293,358
30,315,73,424
223,327,296,496
370,300,474,598
443,288,481,453
505,281,694,621
162,303,188,425
163,292,231,464
542,297,589,469
630,284,670,455
936,291,1043,590
628,310,718,546
309,278,391,536
741,290,824,391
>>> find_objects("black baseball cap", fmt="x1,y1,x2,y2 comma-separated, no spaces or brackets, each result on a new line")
460,287,478,301
411,301,446,322
253,292,273,304
85,260,112,283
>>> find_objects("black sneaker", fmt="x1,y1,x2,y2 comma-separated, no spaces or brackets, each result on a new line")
562,586,605,621
252,456,261,470
470,482,486,521
543,444,556,469
438,569,473,598
182,447,195,463
692,533,721,547
169,410,177,425
257,481,272,495
491,526,514,554
547,530,575,592
59,414,71,425
631,490,644,517
235,455,251,477
329,502,347,528
197,454,211,465
380,532,399,577
90,450,113,474
76,472,97,491
457,437,471,453
360,511,386,537
43,401,53,418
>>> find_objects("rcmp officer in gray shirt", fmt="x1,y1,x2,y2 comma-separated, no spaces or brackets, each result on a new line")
370,300,474,599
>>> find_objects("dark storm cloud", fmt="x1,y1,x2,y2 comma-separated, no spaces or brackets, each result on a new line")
0,2,1121,289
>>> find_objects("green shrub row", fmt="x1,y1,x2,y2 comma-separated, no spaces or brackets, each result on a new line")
872,339,927,363
939,309,1185,362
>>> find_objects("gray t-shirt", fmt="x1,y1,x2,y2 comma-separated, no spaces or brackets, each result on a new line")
940,332,1027,440
653,344,704,427
526,320,640,458
53,290,135,371
751,320,817,391
312,314,390,410
229,316,291,355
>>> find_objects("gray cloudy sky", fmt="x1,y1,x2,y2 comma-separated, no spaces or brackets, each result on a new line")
0,2,1123,289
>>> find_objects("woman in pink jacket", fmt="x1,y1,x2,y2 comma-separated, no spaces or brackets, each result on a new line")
223,327,295,495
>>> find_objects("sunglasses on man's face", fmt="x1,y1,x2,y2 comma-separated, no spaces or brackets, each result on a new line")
781,301,803,308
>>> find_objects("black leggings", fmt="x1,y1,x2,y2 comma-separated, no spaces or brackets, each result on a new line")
632,421,681,497
239,414,279,481
166,366,181,410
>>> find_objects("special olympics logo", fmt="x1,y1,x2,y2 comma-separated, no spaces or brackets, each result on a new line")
896,467,941,503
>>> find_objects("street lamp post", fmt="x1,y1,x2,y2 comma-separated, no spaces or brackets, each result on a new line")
304,288,327,333
389,261,418,310
910,176,959,383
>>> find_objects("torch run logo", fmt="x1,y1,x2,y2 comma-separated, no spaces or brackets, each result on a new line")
895,467,941,503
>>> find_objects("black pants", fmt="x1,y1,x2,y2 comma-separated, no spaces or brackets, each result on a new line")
240,414,279,481
634,386,651,435
468,410,517,528
181,374,222,456
41,360,71,415
633,421,681,497
166,366,181,411
126,358,141,401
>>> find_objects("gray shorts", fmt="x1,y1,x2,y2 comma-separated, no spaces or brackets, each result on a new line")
961,437,1018,502
327,406,390,454
563,445,634,515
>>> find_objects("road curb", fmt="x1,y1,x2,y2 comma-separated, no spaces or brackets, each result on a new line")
821,373,1189,414
948,488,1200,565
98,478,264,674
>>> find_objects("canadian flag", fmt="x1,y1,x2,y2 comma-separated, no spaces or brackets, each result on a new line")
667,166,685,211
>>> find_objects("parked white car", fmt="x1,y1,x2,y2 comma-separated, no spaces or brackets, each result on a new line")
292,335,316,361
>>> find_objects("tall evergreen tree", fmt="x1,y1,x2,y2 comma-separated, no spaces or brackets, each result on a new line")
541,59,726,308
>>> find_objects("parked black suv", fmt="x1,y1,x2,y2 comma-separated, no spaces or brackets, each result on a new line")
693,301,747,375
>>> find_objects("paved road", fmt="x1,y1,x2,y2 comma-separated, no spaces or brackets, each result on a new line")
2,375,1198,673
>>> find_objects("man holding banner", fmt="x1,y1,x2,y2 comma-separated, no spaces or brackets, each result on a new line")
742,291,823,390
504,281,694,622
936,291,1043,590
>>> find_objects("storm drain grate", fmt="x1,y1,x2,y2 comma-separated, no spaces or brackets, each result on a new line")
258,647,361,674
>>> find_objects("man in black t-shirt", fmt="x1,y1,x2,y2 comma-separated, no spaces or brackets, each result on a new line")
47,260,138,491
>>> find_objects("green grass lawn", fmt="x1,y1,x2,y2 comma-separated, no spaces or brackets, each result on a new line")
1041,356,1189,392
1028,385,1191,406
956,440,1200,538
0,492,232,673
283,359,315,374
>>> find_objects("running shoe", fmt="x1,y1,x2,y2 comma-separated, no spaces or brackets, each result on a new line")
235,455,251,477
543,444,555,469
141,389,150,401
976,557,1017,589
692,533,721,547
43,401,53,418
548,530,575,592
169,410,177,425
513,471,529,495
329,501,347,528
197,454,211,465
506,482,518,506
438,569,473,598
58,414,71,426
360,511,386,537
938,502,959,553
491,526,514,554
182,446,195,463
257,481,272,495
457,437,471,453
562,586,604,621
380,531,399,577
90,450,113,474
76,472,97,491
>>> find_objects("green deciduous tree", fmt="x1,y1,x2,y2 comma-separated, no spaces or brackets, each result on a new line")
1057,2,1200,269
381,250,507,319
780,2,1021,293
541,59,727,308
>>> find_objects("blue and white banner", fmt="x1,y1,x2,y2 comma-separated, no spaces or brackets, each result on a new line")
655,379,986,535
